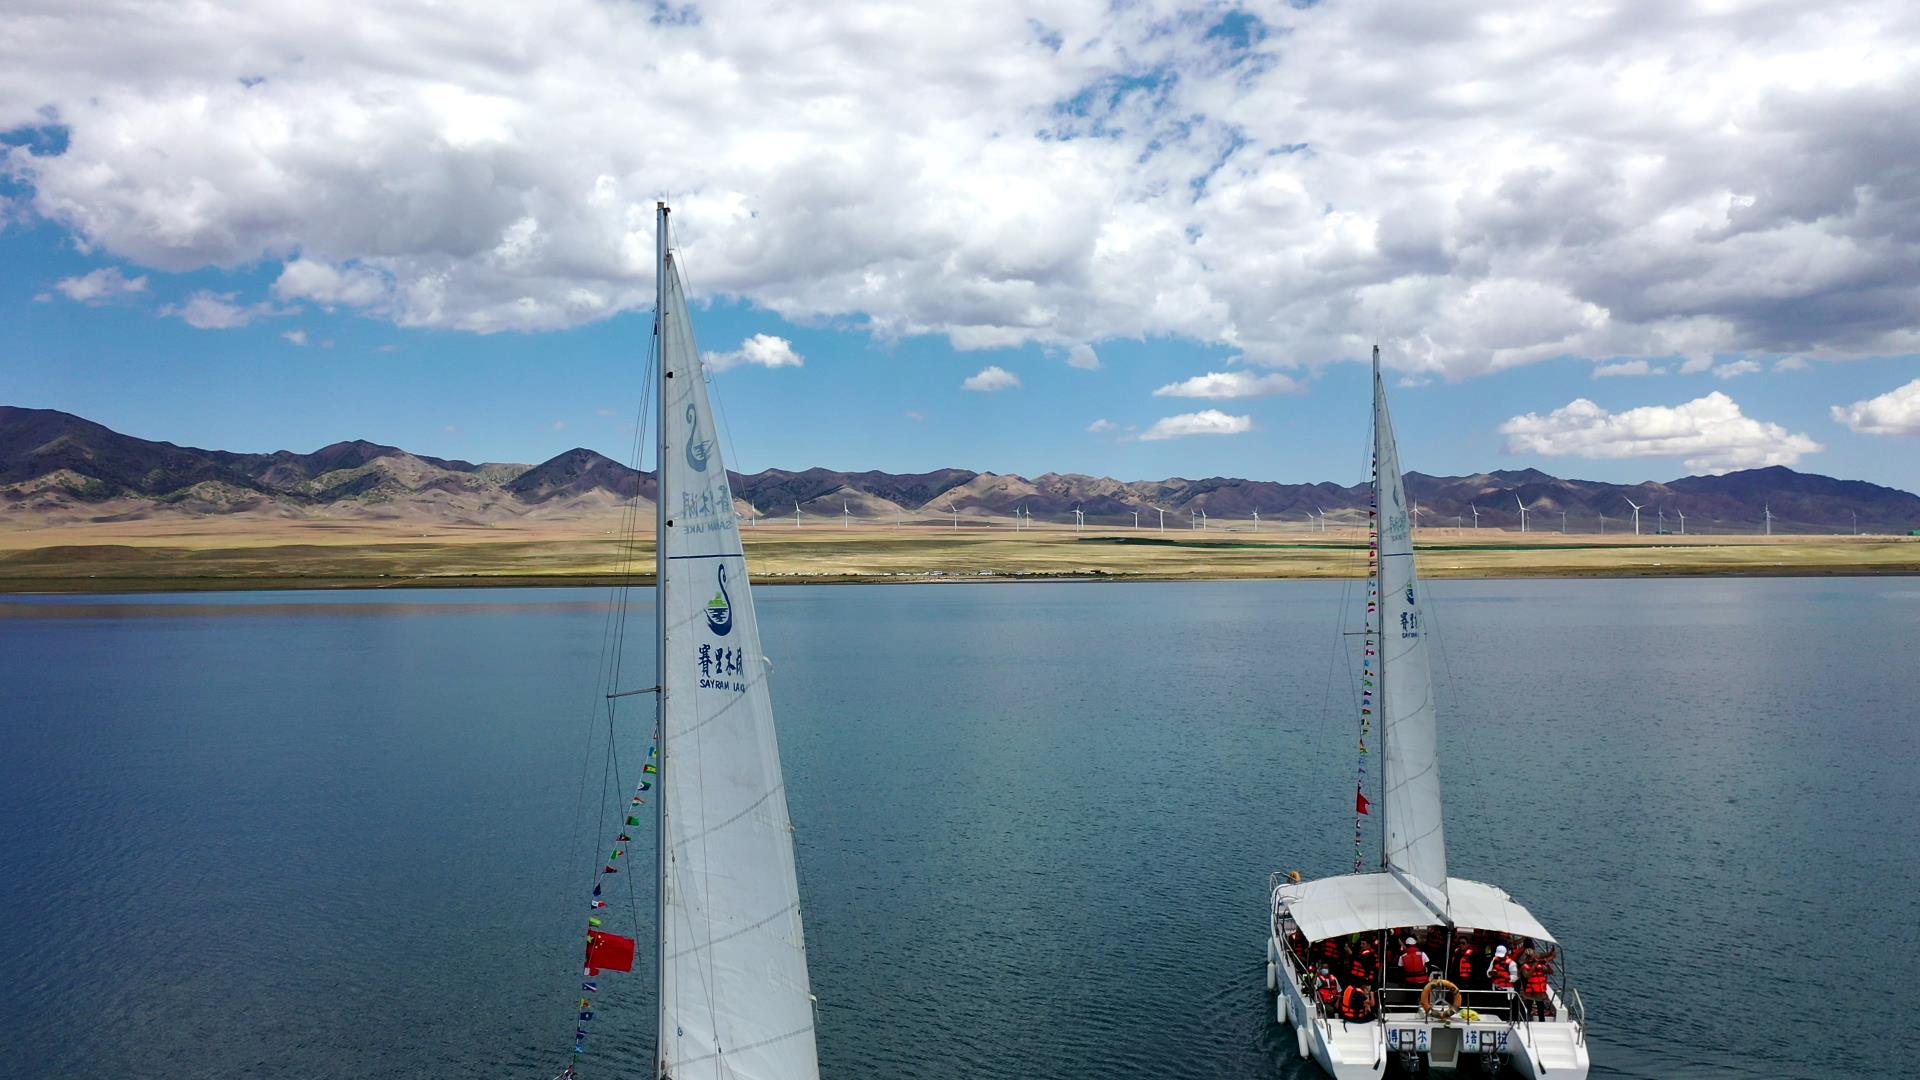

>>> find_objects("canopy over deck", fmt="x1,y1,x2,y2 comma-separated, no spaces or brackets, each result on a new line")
1277,873,1556,945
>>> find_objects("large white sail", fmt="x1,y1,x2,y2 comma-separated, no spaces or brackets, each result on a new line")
1372,347,1449,904
655,222,819,1080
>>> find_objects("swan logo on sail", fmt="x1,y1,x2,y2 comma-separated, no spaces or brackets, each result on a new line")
704,564,734,636
684,403,713,473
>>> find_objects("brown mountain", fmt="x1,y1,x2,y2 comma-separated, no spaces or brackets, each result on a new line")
4,405,1918,534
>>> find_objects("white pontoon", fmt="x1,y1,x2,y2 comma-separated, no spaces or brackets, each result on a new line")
1264,347,1590,1079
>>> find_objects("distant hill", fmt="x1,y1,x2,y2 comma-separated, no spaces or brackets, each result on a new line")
4,405,1918,534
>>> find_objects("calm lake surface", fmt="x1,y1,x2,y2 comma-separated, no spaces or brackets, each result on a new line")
2,579,1915,1080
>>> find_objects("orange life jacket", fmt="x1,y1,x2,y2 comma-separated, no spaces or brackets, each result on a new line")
1490,958,1516,990
1316,977,1339,1005
1340,985,1371,1021
1455,948,1476,981
1350,949,1373,982
1522,960,1549,994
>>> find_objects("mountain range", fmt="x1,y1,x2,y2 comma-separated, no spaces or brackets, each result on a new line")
5,405,1918,534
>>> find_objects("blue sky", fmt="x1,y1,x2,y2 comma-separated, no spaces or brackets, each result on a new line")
3,2,1918,490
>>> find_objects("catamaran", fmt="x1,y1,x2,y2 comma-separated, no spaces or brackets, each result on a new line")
558,203,820,1080
1264,347,1589,1078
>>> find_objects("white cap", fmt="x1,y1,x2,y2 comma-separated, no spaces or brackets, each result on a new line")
1405,937,1416,946
1495,945,1508,957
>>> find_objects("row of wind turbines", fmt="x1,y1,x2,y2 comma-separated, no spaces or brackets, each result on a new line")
742,495,1830,537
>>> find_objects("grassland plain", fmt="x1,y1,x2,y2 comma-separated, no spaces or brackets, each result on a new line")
2,515,1918,593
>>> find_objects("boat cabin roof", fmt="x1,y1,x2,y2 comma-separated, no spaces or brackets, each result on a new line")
1277,872,1556,945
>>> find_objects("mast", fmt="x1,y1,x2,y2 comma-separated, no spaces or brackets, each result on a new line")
1371,345,1386,873
653,199,669,1080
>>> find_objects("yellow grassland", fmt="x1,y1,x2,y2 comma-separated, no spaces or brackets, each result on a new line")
1,514,1916,592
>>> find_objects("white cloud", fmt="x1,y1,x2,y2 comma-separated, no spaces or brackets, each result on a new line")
159,290,287,329
1499,391,1823,474
961,365,1020,392
282,329,308,345
1831,378,1920,435
1153,370,1302,399
904,410,924,422
1066,343,1100,370
1594,360,1664,378
1774,356,1810,371
1138,409,1253,441
1713,359,1762,379
2,2,1919,374
1086,418,1116,433
53,266,147,303
1678,357,1716,375
552,420,568,431
703,332,804,372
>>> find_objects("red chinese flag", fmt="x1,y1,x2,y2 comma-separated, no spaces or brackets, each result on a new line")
585,930,637,973
1356,789,1371,816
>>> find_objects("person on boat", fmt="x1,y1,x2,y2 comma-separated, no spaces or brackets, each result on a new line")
1453,932,1480,991
1313,965,1342,1016
1519,946,1559,1020
1397,936,1430,987
1488,944,1519,1014
1339,983,1376,1023
1348,937,1378,987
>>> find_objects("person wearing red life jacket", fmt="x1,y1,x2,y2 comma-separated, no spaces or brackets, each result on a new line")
1313,965,1341,1015
1487,944,1519,1015
1339,983,1376,1023
1397,936,1430,987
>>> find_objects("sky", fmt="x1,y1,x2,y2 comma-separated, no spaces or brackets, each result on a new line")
2,0,1918,490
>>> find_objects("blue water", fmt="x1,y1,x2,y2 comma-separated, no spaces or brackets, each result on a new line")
1,580,1915,1079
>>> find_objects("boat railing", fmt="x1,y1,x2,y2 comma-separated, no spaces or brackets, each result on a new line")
1569,986,1586,1044
1378,985,1520,1022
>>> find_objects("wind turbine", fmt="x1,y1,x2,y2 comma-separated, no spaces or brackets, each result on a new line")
1074,505,1085,532
1132,510,1140,529
1598,511,1608,534
1851,509,1857,536
1560,510,1568,534
1677,509,1686,536
1315,506,1328,534
1764,502,1773,536
1514,494,1529,534
1469,504,1481,529
1455,514,1463,530
1252,508,1260,533
1199,507,1208,531
1153,505,1166,532
1657,507,1665,534
1190,507,1199,531
794,500,802,529
843,499,851,530
947,500,960,530
1623,496,1643,536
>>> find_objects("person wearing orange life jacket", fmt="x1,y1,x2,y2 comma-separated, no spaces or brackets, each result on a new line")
1349,938,1378,986
1339,983,1376,1023
1454,934,1479,989
1519,945,1559,1020
1397,936,1430,987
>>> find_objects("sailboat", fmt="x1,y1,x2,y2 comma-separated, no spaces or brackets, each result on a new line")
1264,347,1589,1079
560,202,820,1080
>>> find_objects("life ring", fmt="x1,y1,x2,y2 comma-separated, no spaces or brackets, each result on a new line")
1420,977,1463,1019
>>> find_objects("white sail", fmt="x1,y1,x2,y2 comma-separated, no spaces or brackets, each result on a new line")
655,225,820,1080
1372,347,1449,904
